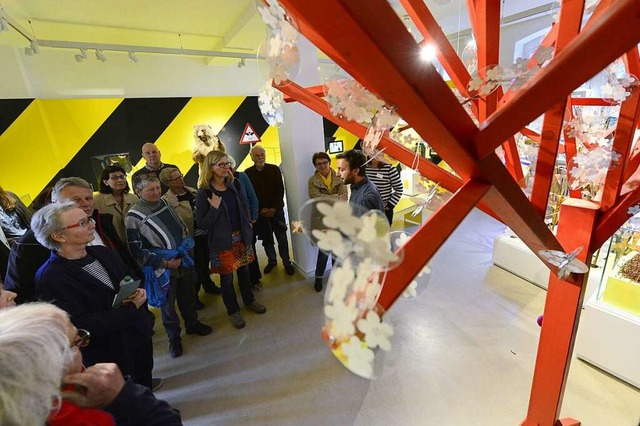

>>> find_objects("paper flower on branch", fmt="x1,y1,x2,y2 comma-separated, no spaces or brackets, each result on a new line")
323,76,393,125
600,59,638,105
565,105,619,147
298,198,408,378
257,1,301,86
538,246,589,280
568,146,622,191
258,81,285,126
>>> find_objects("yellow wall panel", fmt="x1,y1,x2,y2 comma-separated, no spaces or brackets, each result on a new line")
131,96,246,176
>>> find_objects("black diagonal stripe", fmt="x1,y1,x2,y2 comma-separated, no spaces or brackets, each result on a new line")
0,99,34,136
323,117,339,151
184,96,265,186
52,98,191,191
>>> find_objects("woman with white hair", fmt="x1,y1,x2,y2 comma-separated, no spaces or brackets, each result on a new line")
0,303,182,425
32,201,154,389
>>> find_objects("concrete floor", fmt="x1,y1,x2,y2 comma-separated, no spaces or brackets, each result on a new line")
150,210,640,425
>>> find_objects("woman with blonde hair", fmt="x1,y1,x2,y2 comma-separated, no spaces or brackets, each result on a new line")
196,150,266,329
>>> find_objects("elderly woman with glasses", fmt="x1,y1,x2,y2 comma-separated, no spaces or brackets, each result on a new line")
31,201,154,389
196,150,266,329
0,303,181,426
94,165,139,243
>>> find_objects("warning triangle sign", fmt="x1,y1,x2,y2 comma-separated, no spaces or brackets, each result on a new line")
239,123,261,145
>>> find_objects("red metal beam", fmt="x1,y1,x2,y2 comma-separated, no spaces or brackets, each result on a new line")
279,0,482,179
473,0,640,159
523,199,598,426
274,80,465,195
520,127,540,142
570,97,613,106
529,0,585,217
377,179,491,309
283,84,323,102
593,184,640,250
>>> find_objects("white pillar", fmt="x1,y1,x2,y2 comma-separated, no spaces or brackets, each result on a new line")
279,36,324,277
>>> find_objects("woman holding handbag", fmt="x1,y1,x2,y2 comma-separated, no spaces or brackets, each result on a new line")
196,150,266,329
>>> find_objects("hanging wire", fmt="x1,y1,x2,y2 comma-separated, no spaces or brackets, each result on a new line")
28,19,36,38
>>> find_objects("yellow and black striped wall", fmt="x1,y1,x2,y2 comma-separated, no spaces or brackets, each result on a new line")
0,96,359,206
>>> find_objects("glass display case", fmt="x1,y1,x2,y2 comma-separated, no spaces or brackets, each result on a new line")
575,220,640,388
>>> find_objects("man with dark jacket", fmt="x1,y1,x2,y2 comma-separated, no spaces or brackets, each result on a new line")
4,177,142,303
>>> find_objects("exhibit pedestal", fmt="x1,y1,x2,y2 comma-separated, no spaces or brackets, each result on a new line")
575,298,640,389
492,235,549,289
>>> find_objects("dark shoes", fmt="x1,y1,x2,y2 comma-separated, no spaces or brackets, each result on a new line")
285,264,295,275
229,312,246,329
195,299,205,310
152,378,164,392
263,263,276,274
246,301,267,314
203,284,222,295
169,340,183,358
314,278,323,292
186,321,213,336
252,282,263,291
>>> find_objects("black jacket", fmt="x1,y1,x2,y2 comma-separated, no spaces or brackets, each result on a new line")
4,210,141,303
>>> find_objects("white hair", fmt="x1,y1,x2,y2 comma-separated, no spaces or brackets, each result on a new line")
0,303,72,426
31,201,79,251
51,177,92,203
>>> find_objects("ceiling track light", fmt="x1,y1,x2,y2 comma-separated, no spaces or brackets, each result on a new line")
95,49,107,62
74,48,87,62
23,40,39,56
128,51,138,63
237,57,246,68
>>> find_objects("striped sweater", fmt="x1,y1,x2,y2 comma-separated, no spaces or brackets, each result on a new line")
365,163,403,208
125,198,188,269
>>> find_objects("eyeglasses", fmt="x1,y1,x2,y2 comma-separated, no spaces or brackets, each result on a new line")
315,160,330,167
62,217,95,230
109,175,126,181
215,162,232,168
70,329,91,349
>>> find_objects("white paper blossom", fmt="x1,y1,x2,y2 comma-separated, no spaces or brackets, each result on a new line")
356,214,379,244
394,232,410,248
312,229,351,259
341,336,375,378
317,201,360,236
327,258,355,303
325,300,358,339
357,311,394,351
401,281,418,298
628,205,640,216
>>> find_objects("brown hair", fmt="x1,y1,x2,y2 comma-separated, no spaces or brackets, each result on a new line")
0,186,17,212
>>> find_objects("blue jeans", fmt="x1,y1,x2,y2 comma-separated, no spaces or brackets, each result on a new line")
220,265,255,315
257,209,291,266
160,268,198,342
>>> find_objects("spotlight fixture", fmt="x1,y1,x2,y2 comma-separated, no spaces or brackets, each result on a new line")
23,40,39,56
420,44,437,62
95,49,107,62
128,51,138,63
74,48,87,62
237,57,246,68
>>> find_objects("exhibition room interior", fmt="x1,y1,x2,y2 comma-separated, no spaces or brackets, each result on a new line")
1,0,639,425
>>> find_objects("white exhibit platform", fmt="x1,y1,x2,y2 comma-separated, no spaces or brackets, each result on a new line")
576,299,640,389
492,234,550,289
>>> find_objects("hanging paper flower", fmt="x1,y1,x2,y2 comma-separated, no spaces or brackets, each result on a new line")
341,336,375,378
628,205,640,216
311,229,351,259
325,299,359,339
317,201,360,236
357,311,394,351
401,281,419,298
327,259,355,304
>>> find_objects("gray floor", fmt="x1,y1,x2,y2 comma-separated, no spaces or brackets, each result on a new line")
151,210,640,425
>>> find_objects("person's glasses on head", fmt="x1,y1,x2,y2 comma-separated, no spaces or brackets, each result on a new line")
70,329,91,349
62,217,95,230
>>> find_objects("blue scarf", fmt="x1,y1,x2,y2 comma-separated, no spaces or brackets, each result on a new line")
143,236,195,307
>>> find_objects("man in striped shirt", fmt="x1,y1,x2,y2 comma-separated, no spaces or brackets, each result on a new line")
365,155,404,224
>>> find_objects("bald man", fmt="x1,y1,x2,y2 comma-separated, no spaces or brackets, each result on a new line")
131,143,177,193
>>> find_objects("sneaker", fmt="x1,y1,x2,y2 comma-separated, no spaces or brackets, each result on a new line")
152,378,164,392
229,312,246,329
186,321,213,336
314,278,323,292
246,301,267,314
169,340,183,358
285,264,295,275
195,299,205,310
253,282,263,291
263,263,276,274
